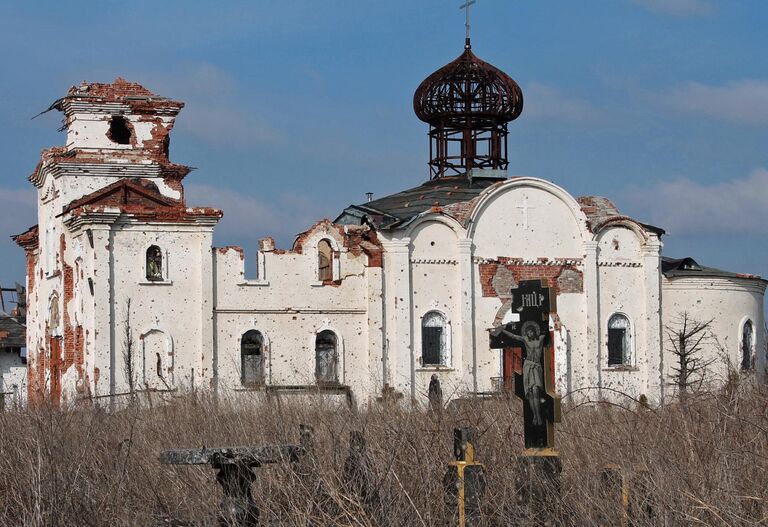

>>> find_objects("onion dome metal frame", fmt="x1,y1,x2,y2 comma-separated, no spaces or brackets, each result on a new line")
413,40,524,179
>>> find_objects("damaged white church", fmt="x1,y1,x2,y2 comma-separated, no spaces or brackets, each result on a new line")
11,38,766,407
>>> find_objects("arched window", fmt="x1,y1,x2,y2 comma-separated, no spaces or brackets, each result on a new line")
607,314,631,366
422,311,449,366
241,330,264,385
741,320,754,371
146,245,163,281
315,330,338,384
317,239,333,281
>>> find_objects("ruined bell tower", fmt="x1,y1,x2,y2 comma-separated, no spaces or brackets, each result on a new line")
16,78,221,405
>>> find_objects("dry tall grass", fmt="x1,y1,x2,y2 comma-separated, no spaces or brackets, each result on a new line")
0,380,765,526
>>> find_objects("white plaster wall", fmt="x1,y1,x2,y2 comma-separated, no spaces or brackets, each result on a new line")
215,313,371,396
553,284,588,396
0,352,27,409
83,222,215,399
471,181,585,260
66,113,174,151
470,179,590,397
213,226,379,402
596,265,648,396
408,220,464,403
596,226,652,398
662,277,766,389
41,169,181,212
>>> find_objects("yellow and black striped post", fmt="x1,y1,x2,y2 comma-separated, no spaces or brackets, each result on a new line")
444,428,486,527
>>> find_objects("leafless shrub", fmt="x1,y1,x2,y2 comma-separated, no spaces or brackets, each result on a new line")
0,384,765,526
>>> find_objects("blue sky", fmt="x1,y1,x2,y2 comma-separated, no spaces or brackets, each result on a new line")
1,0,767,296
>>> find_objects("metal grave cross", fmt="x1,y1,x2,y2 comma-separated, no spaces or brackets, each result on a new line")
489,279,561,451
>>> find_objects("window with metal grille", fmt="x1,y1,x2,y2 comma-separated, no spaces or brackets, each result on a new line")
241,330,264,385
607,314,631,366
741,320,754,371
422,311,448,366
315,330,338,383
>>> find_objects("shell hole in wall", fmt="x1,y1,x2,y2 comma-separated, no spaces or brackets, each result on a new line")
108,116,132,145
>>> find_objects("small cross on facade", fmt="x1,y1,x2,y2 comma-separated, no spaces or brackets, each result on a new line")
516,195,536,230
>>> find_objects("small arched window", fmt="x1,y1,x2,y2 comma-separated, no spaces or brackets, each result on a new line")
607,314,631,366
241,330,264,385
317,239,333,282
741,320,754,371
146,245,163,281
315,330,338,384
422,311,449,366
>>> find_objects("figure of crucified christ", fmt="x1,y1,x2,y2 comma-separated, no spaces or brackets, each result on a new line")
491,321,548,426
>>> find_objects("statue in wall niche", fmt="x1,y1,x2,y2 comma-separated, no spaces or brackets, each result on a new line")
146,246,163,281
49,294,60,331
492,321,547,425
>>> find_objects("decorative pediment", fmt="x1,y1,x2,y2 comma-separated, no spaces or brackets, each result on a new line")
60,178,181,216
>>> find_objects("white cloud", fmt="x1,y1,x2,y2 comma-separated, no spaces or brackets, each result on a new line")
625,168,768,236
0,187,36,236
136,62,281,150
185,183,327,250
522,82,600,124
631,0,715,16
663,80,768,126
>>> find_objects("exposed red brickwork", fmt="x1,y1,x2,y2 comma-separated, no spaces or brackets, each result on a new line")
479,258,583,298
30,147,194,190
441,194,486,225
61,240,85,388
289,219,383,269
259,237,276,252
217,246,245,259
27,344,48,407
66,77,159,99
62,178,222,223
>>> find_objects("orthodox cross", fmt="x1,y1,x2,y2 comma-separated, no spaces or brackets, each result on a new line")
489,279,561,451
515,195,535,230
459,0,477,44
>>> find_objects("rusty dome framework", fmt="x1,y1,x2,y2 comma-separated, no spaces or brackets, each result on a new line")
414,40,523,180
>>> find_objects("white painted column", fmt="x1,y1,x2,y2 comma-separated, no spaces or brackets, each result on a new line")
199,228,216,394
456,238,476,393
642,237,663,402
366,263,385,400
381,239,412,399
582,241,600,390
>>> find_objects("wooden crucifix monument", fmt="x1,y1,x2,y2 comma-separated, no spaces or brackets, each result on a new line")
490,279,561,451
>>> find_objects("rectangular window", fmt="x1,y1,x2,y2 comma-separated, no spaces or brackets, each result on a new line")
607,328,625,366
422,326,443,365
